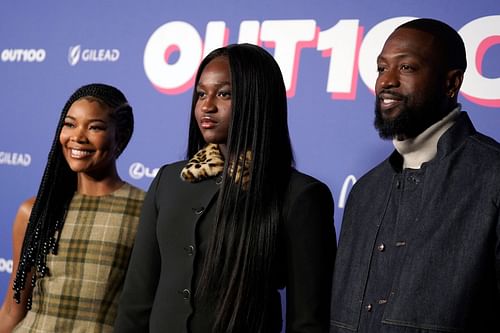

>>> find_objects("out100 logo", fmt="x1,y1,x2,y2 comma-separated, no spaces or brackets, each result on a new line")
143,16,500,107
0,258,13,274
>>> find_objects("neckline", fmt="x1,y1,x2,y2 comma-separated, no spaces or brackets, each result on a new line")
74,182,128,198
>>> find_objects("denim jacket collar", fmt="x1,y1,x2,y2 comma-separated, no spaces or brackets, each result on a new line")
389,111,476,172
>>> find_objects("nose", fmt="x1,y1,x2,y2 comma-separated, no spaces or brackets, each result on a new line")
70,127,89,143
201,95,216,113
377,68,399,90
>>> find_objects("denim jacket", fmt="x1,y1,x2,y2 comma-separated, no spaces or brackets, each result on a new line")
330,112,500,332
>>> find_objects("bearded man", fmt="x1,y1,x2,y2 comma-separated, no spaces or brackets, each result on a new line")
330,18,500,333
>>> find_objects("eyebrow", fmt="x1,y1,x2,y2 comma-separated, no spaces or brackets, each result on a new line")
196,81,231,88
377,52,421,62
64,115,108,123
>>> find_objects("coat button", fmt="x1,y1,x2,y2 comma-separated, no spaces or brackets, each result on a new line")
184,245,195,256
193,206,204,215
366,303,372,312
407,175,420,184
215,176,223,185
377,243,385,252
181,288,191,300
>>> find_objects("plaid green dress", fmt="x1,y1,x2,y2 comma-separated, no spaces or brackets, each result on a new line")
14,183,145,333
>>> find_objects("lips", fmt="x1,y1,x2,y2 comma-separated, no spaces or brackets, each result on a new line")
69,148,94,158
200,117,217,129
378,92,404,111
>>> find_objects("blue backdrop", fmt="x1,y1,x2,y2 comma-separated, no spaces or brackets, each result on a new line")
1,0,499,313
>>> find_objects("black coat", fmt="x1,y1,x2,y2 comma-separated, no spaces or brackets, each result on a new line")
114,161,336,332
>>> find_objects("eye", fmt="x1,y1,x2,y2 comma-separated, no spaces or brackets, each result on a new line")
376,65,386,73
89,124,106,131
218,90,231,99
196,90,206,99
62,121,75,128
400,64,414,72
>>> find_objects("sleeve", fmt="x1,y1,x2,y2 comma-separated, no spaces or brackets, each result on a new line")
113,167,165,333
284,180,336,333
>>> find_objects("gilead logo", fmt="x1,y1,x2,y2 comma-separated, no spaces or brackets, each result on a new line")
1,49,46,62
68,45,120,66
0,258,13,273
0,152,31,167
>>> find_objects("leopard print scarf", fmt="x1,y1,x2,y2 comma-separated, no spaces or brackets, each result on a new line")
180,143,251,188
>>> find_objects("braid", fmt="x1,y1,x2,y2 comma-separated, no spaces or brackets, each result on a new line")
13,83,133,309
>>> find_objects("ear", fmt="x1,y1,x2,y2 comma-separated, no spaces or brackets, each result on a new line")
446,69,464,99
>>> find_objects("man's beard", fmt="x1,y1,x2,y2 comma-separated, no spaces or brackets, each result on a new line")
374,90,448,140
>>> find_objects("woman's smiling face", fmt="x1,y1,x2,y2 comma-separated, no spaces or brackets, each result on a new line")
59,98,119,177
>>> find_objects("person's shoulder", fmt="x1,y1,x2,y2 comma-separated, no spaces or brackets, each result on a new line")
363,157,391,176
145,160,192,192
283,170,334,219
457,111,500,159
355,157,392,184
346,157,393,200
121,182,146,199
469,131,500,158
152,160,189,179
12,197,35,234
159,160,189,173
289,168,328,188
287,169,333,200
18,197,36,217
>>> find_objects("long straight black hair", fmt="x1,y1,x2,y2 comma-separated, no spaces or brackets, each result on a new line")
13,83,134,308
187,43,294,332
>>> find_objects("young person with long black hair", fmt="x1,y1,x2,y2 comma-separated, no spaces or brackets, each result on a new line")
114,43,336,333
0,84,145,332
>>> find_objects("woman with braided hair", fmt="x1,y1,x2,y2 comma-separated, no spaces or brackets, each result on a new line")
0,83,145,332
114,43,336,333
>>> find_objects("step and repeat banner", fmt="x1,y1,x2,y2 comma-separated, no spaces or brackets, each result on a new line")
1,1,499,304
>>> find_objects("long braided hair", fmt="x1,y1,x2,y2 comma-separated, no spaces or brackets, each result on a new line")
13,83,134,309
187,44,294,332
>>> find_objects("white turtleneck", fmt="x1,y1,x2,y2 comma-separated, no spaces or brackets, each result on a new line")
393,105,461,169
